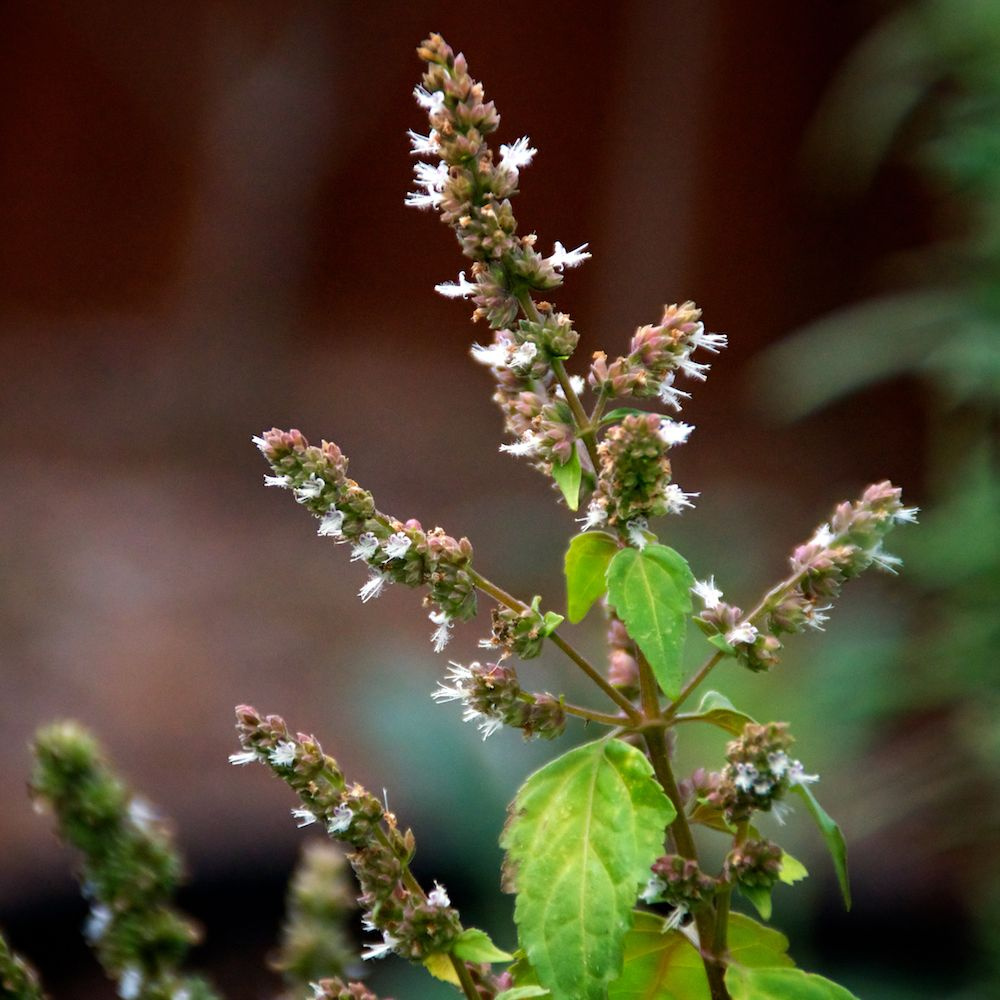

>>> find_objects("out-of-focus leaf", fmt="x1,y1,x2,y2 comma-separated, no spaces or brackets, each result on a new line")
791,784,851,910
607,911,710,1000
726,966,859,1000
564,532,618,623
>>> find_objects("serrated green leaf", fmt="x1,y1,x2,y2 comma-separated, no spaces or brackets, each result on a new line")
778,851,808,886
607,912,710,1000
452,927,514,963
606,545,694,698
564,532,619,623
707,633,737,656
496,989,551,999
423,951,460,984
791,784,851,910
501,739,675,1000
552,448,582,510
726,912,794,968
726,965,860,999
678,691,755,735
739,883,773,920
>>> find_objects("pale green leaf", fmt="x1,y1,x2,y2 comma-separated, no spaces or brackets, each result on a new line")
678,691,755,735
564,532,618,623
726,912,794,969
726,965,860,1000
452,927,514,963
739,884,773,920
707,633,737,656
541,611,565,635
496,989,550,999
607,912,710,1000
778,851,809,886
791,784,851,910
606,545,694,698
501,739,675,1000
423,951,460,984
552,448,582,510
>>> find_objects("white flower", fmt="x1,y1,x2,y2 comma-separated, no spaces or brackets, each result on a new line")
294,475,324,503
657,374,692,411
436,270,477,299
679,357,711,381
327,803,354,835
639,875,666,904
568,374,586,395
251,435,270,453
172,989,191,1000
803,603,832,631
119,967,143,1000
689,325,728,354
470,339,512,366
309,983,326,1000
810,523,836,548
548,240,591,270
432,661,473,703
291,808,317,828
351,532,380,562
383,532,412,560
318,509,345,538
413,85,445,113
476,715,504,740
500,432,541,457
361,931,400,961
359,571,389,603
228,750,257,766
894,506,920,524
84,904,112,943
509,341,538,370
692,577,723,610
263,474,291,488
767,751,790,778
771,800,792,826
726,621,758,646
626,518,649,550
499,136,536,171
662,483,699,514
413,160,449,192
787,760,819,786
577,499,608,530
869,543,902,574
404,188,444,209
407,128,440,156
427,881,451,907
269,741,298,767
127,797,158,833
429,610,453,652
664,905,689,932
657,418,694,447
732,762,758,793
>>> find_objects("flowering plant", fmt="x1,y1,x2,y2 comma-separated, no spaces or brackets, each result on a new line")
6,34,916,1000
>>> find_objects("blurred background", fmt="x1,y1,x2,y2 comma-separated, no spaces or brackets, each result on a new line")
2,1,997,997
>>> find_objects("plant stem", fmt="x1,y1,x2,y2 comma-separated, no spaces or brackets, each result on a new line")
562,702,635,727
468,568,641,721
665,651,724,718
449,955,482,1000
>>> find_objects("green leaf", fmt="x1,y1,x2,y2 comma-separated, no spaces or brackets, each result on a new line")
552,448,582,510
608,912,710,1000
541,611,565,635
778,851,809,886
564,532,618,623
606,545,694,698
707,633,737,656
600,407,651,425
452,927,514,963
679,690,755,735
739,884,773,920
726,912,794,969
500,739,675,1000
496,989,551,1000
423,951,460,985
726,966,860,1000
791,784,851,910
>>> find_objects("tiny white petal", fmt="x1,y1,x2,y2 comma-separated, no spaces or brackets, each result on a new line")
251,435,269,453
294,475,324,503
870,543,903,574
679,357,711,381
692,577,723,610
318,509,345,538
427,881,451,907
810,523,836,548
413,85,445,113
663,483,699,514
548,240,591,270
269,741,298,767
228,750,257,766
119,968,143,1000
351,532,380,562
359,571,389,603
657,419,695,447
84,904,112,943
500,432,541,457
509,341,538,370
436,270,478,299
407,128,440,156
499,136,536,171
404,188,443,209
383,532,412,560
657,374,692,411
577,499,608,530
327,803,354,835
690,326,728,354
726,622,758,646
264,474,291,488
626,517,649,550
361,932,400,961
470,341,511,366
291,808,317,828
894,506,920,524
788,760,819,786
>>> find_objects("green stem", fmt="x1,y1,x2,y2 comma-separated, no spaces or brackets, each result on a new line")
469,568,641,721
562,702,635,727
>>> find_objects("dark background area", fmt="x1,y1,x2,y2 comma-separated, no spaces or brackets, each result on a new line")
3,2,990,997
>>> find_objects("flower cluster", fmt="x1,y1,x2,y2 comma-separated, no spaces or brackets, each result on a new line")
255,428,477,644
589,302,726,411
481,597,563,660
723,839,784,892
232,708,463,967
0,934,44,1000
272,842,356,995
431,661,566,740
582,413,697,533
707,722,817,824
641,855,718,926
605,613,639,691
308,980,383,1000
30,724,218,1000
693,482,918,671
